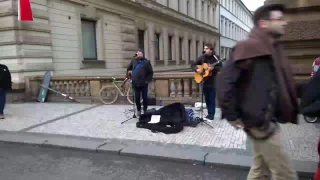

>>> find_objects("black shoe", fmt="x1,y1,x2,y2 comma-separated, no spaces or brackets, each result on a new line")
143,109,147,114
205,115,214,120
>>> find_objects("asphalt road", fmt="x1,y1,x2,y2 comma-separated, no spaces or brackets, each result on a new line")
0,142,312,180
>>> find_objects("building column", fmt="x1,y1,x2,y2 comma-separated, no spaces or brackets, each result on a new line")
147,23,155,66
209,2,213,26
174,30,180,65
184,32,189,64
190,0,195,18
196,0,202,21
144,28,149,58
162,27,169,66
199,36,203,54
191,34,196,61
159,33,164,62
204,0,208,24
180,0,187,15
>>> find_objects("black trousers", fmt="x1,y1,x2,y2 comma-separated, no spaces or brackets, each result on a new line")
134,84,148,111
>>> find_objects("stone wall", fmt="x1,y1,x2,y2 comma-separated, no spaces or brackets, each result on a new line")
24,72,203,105
0,0,220,91
265,0,320,80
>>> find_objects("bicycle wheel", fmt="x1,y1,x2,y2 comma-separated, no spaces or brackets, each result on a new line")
304,116,318,123
127,86,143,105
99,84,119,105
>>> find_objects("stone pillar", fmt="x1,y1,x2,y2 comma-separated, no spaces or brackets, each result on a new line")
174,0,179,11
203,0,208,24
174,30,180,65
190,0,195,18
221,17,224,36
184,32,189,64
209,2,213,26
180,0,187,15
144,28,149,58
199,36,203,53
147,23,155,65
162,27,169,66
0,0,52,87
159,32,164,61
191,34,197,61
196,0,202,21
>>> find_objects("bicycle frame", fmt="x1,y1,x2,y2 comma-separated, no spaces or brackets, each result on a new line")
111,77,131,96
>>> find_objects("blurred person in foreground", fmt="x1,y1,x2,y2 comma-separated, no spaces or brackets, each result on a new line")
216,4,299,180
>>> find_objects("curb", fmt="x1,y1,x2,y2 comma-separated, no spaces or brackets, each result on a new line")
0,130,316,178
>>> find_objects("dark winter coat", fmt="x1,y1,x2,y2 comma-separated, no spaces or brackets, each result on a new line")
127,57,153,87
216,27,299,129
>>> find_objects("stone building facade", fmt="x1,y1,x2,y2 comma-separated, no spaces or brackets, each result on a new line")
265,0,320,80
219,0,253,60
0,0,219,88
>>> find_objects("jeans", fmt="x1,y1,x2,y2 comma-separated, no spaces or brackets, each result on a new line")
134,84,148,111
0,90,6,114
203,87,216,116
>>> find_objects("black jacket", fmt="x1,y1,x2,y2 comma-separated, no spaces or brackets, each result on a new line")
191,53,222,88
300,70,320,117
127,57,153,87
0,64,11,90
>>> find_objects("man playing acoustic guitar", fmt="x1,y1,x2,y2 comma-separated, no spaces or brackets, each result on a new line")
191,43,222,120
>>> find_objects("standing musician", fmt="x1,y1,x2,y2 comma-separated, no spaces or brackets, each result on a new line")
127,49,153,116
191,43,222,120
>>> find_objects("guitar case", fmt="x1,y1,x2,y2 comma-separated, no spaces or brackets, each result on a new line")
136,102,187,134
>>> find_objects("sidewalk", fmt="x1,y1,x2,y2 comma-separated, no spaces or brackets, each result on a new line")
0,102,318,177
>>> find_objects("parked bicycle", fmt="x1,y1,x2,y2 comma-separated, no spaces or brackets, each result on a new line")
99,77,142,105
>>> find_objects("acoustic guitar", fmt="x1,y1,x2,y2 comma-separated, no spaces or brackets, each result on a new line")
194,58,227,83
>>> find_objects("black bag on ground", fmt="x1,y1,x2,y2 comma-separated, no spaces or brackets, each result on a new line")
136,103,187,134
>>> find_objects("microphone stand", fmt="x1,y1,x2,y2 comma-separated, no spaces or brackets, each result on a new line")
122,57,138,124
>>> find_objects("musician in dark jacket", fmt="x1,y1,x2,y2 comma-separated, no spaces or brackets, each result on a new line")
127,49,153,116
191,43,222,120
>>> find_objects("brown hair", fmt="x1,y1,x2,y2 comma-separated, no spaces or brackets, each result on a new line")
204,43,214,51
253,4,285,26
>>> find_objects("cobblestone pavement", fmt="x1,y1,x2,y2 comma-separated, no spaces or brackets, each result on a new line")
0,103,319,162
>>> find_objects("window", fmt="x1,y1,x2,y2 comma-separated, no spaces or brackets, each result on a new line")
167,0,169,7
188,40,191,61
138,30,144,52
168,36,172,60
155,33,160,60
81,19,97,60
225,19,227,37
196,41,199,57
201,1,204,20
187,0,189,15
221,47,224,58
207,4,210,20
178,0,180,11
179,38,183,60
195,0,198,18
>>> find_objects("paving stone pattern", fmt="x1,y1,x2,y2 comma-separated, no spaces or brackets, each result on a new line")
0,103,319,162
